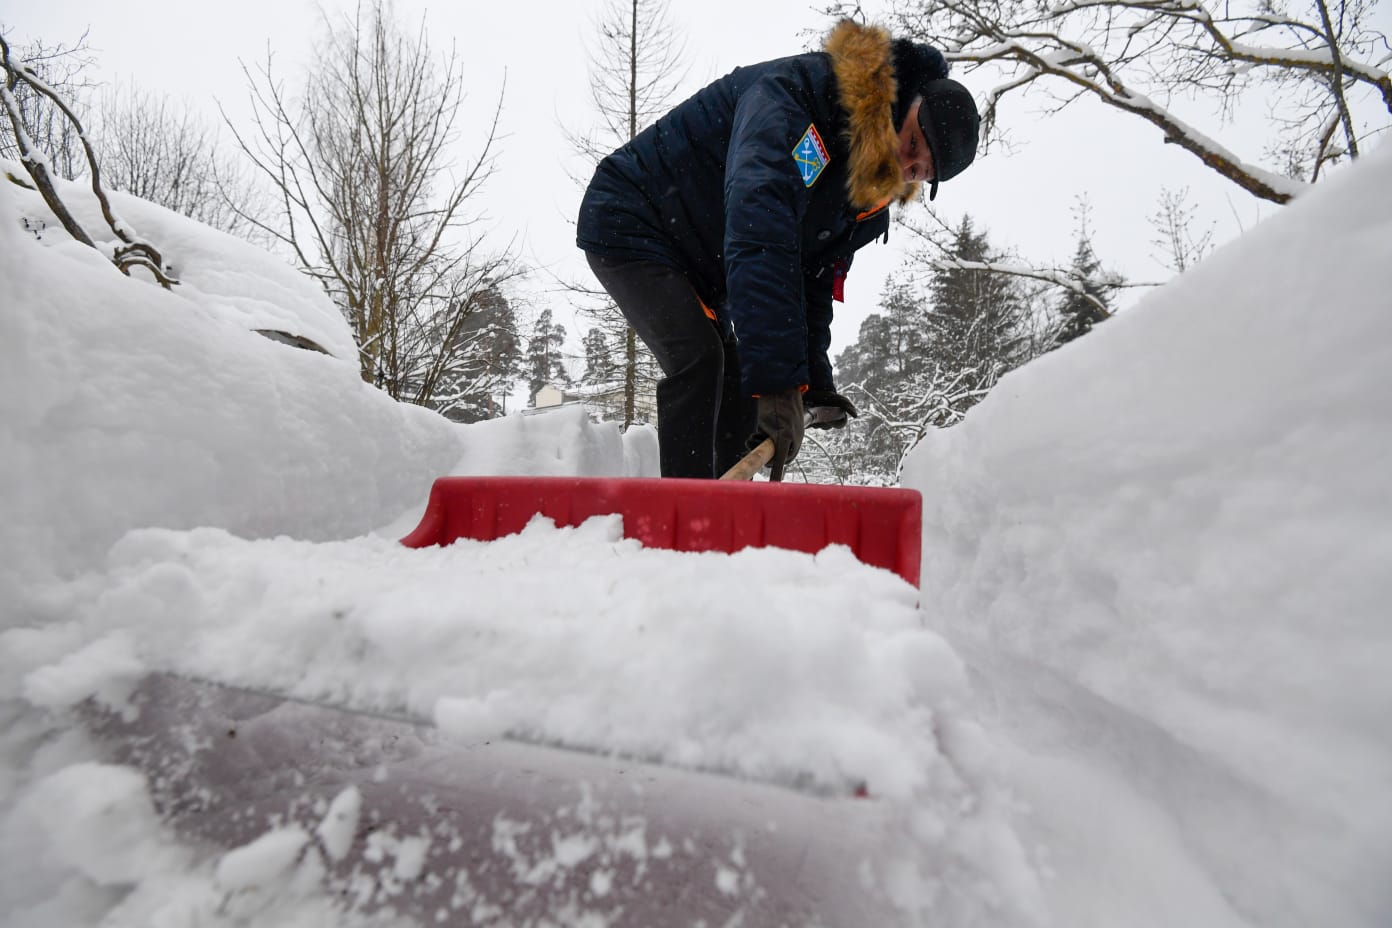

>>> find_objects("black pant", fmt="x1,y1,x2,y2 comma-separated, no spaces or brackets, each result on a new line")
586,253,754,478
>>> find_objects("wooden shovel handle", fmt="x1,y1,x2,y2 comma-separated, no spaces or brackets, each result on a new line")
719,438,775,481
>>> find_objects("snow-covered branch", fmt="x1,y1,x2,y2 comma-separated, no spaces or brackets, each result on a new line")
2,34,178,287
876,0,1391,201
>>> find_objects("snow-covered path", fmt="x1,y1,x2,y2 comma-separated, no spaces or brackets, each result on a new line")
7,519,1046,926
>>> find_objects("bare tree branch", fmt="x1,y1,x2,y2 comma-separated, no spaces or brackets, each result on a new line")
0,30,95,178
559,0,688,427
96,81,269,241
867,0,1392,202
2,33,178,287
221,2,518,405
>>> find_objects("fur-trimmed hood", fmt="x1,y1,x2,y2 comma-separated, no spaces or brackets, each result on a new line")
824,20,921,209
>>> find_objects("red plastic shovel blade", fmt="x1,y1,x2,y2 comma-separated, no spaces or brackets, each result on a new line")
400,477,921,587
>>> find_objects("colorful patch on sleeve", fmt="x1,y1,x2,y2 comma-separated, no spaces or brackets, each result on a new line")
792,124,830,188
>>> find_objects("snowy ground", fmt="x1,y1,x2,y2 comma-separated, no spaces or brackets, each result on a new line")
2,145,1390,927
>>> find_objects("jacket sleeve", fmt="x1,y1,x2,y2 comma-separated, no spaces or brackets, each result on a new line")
722,75,816,396
805,205,890,392
804,263,837,392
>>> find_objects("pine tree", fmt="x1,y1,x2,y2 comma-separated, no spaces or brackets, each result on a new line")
526,309,571,404
1054,199,1122,346
580,328,619,388
831,284,938,473
835,286,930,399
812,215,1040,483
925,216,1028,399
431,286,522,423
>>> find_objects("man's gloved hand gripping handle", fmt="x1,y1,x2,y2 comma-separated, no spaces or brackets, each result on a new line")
754,389,805,482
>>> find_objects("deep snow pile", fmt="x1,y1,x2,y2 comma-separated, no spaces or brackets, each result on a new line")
901,144,1392,926
0,166,464,596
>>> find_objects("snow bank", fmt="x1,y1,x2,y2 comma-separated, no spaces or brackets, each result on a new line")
902,143,1392,925
1,161,357,359
0,170,637,598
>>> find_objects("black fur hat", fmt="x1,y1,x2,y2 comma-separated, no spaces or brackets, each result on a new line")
890,39,947,130
890,39,979,199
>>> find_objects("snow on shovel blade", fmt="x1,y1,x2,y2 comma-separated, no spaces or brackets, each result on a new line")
401,476,922,586
86,673,911,926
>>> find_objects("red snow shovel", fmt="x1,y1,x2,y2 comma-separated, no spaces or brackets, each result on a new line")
400,439,922,586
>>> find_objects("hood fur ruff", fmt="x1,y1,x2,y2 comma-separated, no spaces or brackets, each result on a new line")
824,20,921,209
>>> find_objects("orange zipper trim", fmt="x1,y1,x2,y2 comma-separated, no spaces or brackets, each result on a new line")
855,197,892,222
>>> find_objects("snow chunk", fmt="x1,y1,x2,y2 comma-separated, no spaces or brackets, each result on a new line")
13,762,176,886
315,786,362,862
215,826,311,891
21,631,144,718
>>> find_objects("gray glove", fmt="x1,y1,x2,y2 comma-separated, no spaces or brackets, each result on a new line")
754,388,805,482
804,388,858,430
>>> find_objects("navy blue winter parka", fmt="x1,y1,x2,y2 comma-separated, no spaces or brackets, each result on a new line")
577,21,946,397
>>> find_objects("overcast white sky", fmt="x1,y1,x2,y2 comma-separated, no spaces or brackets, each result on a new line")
6,0,1388,361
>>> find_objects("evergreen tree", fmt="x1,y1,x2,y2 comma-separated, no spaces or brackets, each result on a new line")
1054,199,1123,346
925,216,1029,398
812,214,1039,483
526,309,571,404
580,327,619,388
837,284,934,392
431,286,523,423
831,284,938,473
